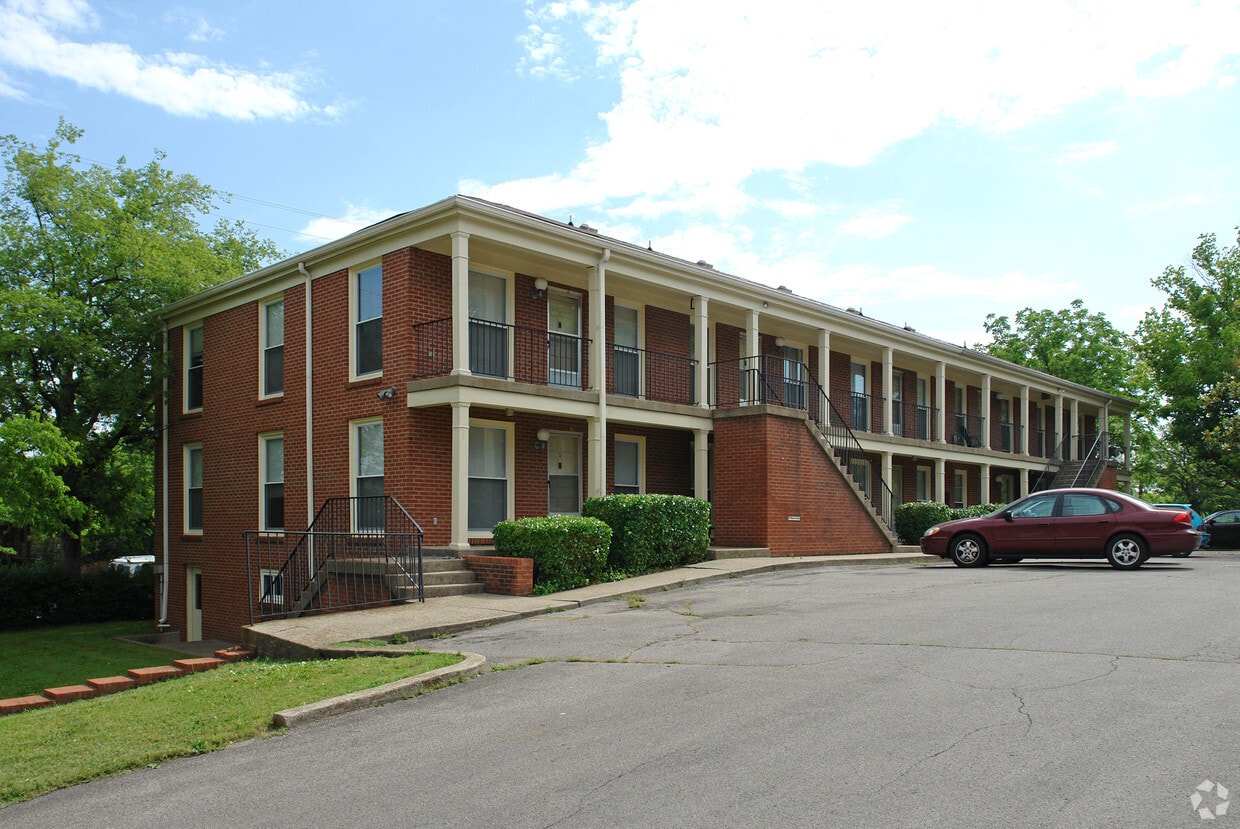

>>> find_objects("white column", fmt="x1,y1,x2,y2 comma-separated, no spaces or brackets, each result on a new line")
935,362,947,443
981,373,992,449
881,451,893,520
935,458,947,504
1019,466,1030,498
980,462,991,504
1070,398,1080,461
451,231,471,376
588,252,609,498
450,401,471,550
746,309,760,404
747,309,760,359
1020,384,1031,455
882,347,894,435
695,296,709,409
1124,414,1132,469
817,328,830,396
694,429,710,500
1055,392,1065,459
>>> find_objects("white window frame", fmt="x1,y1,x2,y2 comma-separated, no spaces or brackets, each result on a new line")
184,443,203,535
259,569,284,604
468,419,515,535
851,361,869,432
614,434,645,495
260,297,285,399
351,262,383,380
916,465,932,501
468,269,513,378
954,469,967,508
184,323,204,413
351,418,384,531
259,433,284,532
613,303,643,397
546,431,583,515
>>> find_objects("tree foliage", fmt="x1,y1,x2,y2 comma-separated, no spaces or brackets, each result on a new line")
0,414,85,555
980,299,1138,397
0,120,280,571
1136,230,1240,511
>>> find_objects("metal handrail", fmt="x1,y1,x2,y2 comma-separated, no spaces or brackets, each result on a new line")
410,317,592,390
1071,431,1109,487
245,496,424,623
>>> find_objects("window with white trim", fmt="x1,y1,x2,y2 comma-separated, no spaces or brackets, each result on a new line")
260,569,283,604
261,434,284,532
261,299,284,397
185,444,203,533
916,465,932,501
468,423,510,533
353,420,384,531
354,264,382,377
614,436,643,495
185,325,203,411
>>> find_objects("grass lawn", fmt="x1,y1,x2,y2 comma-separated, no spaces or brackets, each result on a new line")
0,651,463,806
0,621,201,698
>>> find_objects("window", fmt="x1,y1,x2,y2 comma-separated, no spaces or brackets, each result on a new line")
354,420,384,531
185,444,203,533
355,264,382,377
1061,493,1108,516
1011,493,1057,519
916,466,932,501
891,370,904,436
953,469,967,508
995,474,1015,505
614,437,643,495
186,325,203,411
781,344,805,410
262,299,284,397
261,435,284,531
468,424,510,532
260,569,283,604
851,362,868,432
613,305,640,397
891,466,904,507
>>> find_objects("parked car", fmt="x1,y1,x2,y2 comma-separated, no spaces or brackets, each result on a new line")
920,488,1199,570
1154,503,1209,554
1203,510,1240,550
109,554,155,575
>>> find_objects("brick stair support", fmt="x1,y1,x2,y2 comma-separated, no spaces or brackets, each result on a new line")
462,554,533,596
0,695,53,715
88,676,137,695
214,644,257,662
43,685,98,704
709,546,772,560
126,665,187,685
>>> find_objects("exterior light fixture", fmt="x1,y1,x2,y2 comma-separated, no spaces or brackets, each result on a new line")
534,428,551,450
531,277,549,300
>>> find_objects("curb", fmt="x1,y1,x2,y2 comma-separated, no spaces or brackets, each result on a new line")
272,652,487,728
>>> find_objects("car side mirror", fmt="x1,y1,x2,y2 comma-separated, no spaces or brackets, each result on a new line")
1003,512,1014,522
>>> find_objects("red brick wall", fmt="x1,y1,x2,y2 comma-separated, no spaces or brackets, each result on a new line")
463,555,533,596
712,408,892,555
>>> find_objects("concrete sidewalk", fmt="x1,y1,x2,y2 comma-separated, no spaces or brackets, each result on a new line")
245,550,930,660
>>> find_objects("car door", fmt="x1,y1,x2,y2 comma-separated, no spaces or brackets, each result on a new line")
1207,511,1240,549
1053,493,1117,555
987,492,1059,555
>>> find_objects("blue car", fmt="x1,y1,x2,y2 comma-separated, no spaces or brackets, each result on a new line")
1154,503,1208,554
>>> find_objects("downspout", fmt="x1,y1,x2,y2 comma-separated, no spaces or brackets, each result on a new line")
298,262,315,524
158,325,170,630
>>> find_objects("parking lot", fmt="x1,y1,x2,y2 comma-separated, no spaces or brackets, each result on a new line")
6,553,1239,828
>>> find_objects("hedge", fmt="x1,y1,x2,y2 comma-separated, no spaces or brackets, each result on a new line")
583,494,711,574
491,515,611,594
0,564,154,631
894,502,1006,544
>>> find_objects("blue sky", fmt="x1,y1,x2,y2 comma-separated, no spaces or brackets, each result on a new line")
3,0,1240,346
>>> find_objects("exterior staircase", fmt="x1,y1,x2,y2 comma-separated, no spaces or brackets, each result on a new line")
422,556,485,597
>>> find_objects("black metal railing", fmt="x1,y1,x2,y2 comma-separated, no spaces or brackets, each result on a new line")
709,356,895,530
245,496,424,623
410,317,590,390
609,344,698,405
1071,432,1109,487
1031,435,1070,492
951,413,986,447
891,400,937,441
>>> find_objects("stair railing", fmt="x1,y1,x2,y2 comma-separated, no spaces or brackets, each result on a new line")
1070,432,1109,487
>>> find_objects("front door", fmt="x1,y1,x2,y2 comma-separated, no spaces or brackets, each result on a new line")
548,292,581,388
548,433,581,514
782,345,804,409
186,566,202,642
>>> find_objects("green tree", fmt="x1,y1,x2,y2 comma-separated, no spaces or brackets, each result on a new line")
0,414,85,556
0,120,280,573
980,299,1138,397
1137,230,1240,512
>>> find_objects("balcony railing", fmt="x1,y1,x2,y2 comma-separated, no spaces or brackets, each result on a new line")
411,317,590,390
891,400,938,441
609,344,698,405
951,413,986,447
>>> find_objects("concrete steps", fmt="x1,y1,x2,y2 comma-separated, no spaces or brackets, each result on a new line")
421,557,485,597
709,546,772,560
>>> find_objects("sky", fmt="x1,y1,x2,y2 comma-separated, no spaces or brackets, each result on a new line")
3,0,1240,347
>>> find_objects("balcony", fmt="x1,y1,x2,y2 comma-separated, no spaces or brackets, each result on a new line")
412,317,590,390
608,344,697,405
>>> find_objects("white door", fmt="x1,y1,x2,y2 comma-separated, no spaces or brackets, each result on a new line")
186,566,202,642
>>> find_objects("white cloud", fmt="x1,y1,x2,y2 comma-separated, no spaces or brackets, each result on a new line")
0,0,331,120
837,208,912,239
1054,141,1118,164
490,0,1240,222
296,205,399,243
1125,193,1207,217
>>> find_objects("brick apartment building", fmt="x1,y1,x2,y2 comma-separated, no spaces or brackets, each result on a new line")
156,195,1134,642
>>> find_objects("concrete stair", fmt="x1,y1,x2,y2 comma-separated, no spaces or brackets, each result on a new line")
422,557,485,598
709,546,771,560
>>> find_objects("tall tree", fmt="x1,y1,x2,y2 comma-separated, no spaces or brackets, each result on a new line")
0,120,280,573
980,299,1138,397
1137,230,1240,511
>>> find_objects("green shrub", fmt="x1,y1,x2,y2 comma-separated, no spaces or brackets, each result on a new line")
894,501,1007,544
491,515,611,594
0,563,153,631
583,494,711,574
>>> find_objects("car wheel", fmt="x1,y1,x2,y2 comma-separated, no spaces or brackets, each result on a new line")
949,534,988,568
1106,534,1148,570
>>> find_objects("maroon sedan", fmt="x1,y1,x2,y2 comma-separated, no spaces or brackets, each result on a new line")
920,488,1200,570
